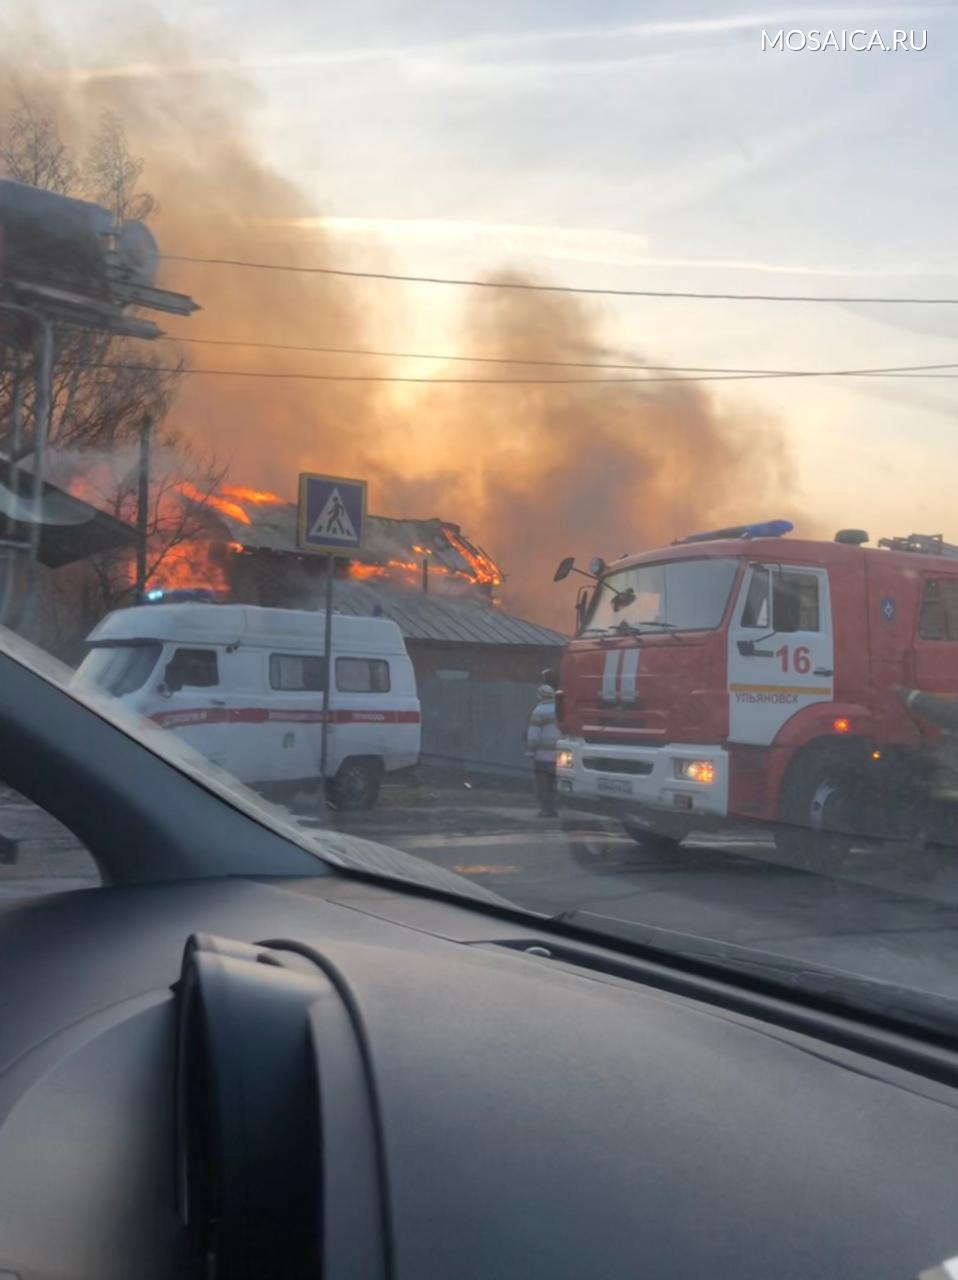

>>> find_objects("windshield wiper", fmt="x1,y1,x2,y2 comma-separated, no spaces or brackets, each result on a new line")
580,621,677,638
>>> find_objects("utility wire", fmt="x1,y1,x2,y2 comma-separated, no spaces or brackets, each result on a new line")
73,361,958,385
162,334,784,374
155,336,958,379
160,253,958,305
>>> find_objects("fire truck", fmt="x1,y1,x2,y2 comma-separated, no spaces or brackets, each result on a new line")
553,521,958,855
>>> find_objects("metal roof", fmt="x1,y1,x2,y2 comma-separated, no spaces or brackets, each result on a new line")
330,580,566,648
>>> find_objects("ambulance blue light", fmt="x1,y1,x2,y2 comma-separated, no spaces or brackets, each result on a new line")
680,519,793,545
142,587,217,605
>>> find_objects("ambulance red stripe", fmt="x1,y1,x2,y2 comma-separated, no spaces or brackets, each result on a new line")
150,707,421,728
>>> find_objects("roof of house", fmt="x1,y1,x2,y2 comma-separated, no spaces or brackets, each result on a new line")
330,581,566,648
218,504,501,582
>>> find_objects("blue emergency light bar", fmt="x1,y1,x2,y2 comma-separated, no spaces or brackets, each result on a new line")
141,587,218,605
679,519,794,545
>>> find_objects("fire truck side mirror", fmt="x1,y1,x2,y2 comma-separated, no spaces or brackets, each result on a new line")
554,556,575,583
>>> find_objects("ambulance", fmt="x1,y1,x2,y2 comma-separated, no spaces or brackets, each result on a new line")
73,602,421,809
554,521,958,854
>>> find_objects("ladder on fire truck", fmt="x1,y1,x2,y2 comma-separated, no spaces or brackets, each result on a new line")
878,533,958,560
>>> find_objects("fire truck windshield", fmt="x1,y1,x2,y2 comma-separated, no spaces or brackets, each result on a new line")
585,558,739,634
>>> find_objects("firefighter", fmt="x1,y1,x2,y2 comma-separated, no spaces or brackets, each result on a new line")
897,688,958,803
526,676,559,818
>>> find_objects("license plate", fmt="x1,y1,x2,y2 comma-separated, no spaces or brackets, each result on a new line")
597,776,632,796
673,793,693,811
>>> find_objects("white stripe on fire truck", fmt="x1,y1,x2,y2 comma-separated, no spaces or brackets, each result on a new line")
619,648,640,702
600,649,620,702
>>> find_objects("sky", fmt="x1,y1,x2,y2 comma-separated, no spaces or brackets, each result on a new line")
11,0,958,567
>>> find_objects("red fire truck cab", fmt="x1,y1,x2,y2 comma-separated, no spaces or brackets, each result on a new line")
555,522,958,852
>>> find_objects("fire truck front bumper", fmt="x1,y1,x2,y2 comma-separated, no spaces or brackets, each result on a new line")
555,739,730,819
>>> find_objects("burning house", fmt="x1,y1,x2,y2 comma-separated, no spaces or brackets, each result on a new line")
152,484,566,778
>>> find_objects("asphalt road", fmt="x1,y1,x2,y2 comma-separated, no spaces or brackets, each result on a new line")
5,781,958,1006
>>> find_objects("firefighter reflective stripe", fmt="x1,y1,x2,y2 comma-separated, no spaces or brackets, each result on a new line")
620,648,640,702
601,649,620,702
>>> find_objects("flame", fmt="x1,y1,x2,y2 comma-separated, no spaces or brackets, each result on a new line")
441,524,502,585
227,540,245,553
177,480,252,525
347,562,387,582
345,552,494,590
152,540,229,592
220,484,285,505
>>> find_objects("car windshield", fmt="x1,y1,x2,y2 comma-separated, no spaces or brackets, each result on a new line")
586,558,739,632
3,4,958,1036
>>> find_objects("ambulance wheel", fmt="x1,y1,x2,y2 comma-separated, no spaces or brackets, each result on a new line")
328,758,382,811
776,748,877,865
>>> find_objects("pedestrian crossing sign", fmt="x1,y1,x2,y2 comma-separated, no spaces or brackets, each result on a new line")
297,472,367,554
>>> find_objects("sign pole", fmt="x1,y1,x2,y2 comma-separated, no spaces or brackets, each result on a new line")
320,553,335,784
135,415,151,601
297,472,366,791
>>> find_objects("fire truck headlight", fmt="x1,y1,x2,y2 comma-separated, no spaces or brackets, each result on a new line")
557,749,575,769
675,759,716,784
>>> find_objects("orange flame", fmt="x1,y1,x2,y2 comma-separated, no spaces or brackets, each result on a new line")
220,484,285,505
178,481,252,525
441,523,502,585
152,540,229,592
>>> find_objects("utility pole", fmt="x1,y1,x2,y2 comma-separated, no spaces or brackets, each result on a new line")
135,416,151,601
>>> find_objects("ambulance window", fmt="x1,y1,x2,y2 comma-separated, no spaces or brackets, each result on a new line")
165,648,219,690
337,658,391,693
270,654,327,691
773,571,820,633
919,580,958,640
79,642,162,695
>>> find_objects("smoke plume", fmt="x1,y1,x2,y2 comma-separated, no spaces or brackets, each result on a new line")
0,11,806,628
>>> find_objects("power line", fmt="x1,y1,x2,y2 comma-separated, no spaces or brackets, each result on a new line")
160,253,958,305
156,336,958,380
75,360,958,386
163,334,785,374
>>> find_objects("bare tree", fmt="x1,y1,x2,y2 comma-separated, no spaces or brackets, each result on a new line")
0,91,80,194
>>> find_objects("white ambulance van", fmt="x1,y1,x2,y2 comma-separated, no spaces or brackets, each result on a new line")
73,603,421,809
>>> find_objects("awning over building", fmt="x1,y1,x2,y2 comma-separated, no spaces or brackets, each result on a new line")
0,463,137,568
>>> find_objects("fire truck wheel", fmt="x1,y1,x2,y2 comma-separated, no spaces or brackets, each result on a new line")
776,748,875,865
327,758,383,811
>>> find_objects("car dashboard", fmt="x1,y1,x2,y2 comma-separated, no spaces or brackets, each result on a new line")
1,873,958,1280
